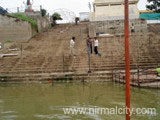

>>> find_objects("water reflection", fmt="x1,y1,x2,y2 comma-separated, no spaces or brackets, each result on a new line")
0,82,159,120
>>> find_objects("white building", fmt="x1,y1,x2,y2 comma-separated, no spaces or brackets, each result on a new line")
90,0,139,21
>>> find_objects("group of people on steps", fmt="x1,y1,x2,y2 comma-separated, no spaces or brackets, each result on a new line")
70,35,101,57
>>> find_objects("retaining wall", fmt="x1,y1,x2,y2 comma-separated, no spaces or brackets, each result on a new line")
89,19,148,36
33,16,50,32
0,14,36,43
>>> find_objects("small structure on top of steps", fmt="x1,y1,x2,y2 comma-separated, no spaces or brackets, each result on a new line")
90,0,139,21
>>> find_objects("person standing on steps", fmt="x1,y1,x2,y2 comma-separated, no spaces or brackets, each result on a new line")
86,35,92,54
94,37,101,56
86,35,92,73
70,37,76,56
131,23,135,33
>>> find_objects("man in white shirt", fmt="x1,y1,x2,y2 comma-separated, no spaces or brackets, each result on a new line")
94,37,101,56
0,42,2,49
70,37,75,56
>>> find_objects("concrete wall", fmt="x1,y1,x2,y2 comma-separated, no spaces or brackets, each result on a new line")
148,24,160,33
0,14,36,43
36,17,50,32
91,0,139,21
94,4,139,21
28,13,51,32
89,19,147,36
98,33,159,67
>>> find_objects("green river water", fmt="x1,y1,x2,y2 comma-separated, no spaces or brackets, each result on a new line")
0,82,159,120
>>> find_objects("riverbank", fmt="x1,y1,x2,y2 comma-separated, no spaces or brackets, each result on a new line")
0,23,160,89
0,70,160,89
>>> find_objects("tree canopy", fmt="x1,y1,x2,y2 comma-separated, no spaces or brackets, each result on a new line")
146,0,160,13
52,12,62,21
41,9,47,17
51,12,62,26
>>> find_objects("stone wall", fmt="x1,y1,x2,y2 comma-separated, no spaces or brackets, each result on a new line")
148,24,160,33
89,19,148,36
30,15,51,32
0,14,36,43
97,33,159,68
20,11,51,32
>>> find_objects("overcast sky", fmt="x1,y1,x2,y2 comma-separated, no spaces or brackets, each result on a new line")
0,0,148,16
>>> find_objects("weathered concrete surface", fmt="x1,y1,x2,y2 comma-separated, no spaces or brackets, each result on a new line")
19,11,51,32
91,0,139,21
30,15,51,32
89,19,147,36
0,14,37,43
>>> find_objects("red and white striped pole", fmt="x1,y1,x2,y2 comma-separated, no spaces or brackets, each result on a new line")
124,0,131,120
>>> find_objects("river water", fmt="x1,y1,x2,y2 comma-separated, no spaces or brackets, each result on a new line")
0,82,159,120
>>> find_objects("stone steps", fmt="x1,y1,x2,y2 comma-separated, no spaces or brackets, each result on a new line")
0,71,113,82
0,60,159,72
1,23,160,82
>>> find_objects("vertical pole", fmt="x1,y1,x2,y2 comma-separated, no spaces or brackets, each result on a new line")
119,72,120,83
137,66,140,87
112,51,114,81
88,50,91,73
124,0,130,120
63,53,65,73
80,29,82,41
17,7,20,13
21,44,22,57
87,45,91,73
40,5,42,11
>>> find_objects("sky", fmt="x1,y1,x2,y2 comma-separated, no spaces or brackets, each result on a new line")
0,0,148,16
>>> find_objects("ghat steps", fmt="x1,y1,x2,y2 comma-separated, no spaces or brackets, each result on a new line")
0,23,160,82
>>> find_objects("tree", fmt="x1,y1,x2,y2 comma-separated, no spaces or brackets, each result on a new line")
146,0,160,13
51,12,62,26
41,9,47,17
75,17,79,25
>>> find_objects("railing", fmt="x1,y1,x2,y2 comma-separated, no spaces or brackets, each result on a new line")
113,65,159,88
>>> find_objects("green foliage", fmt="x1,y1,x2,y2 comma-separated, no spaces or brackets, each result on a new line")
75,17,79,21
8,13,38,31
4,39,12,43
146,0,160,13
75,17,79,25
41,9,47,17
51,12,62,25
52,12,62,21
